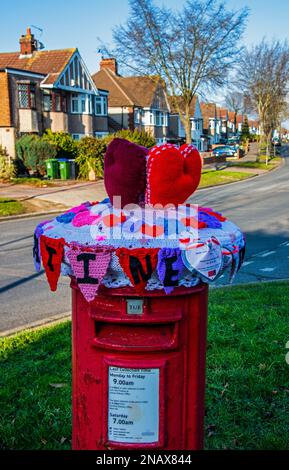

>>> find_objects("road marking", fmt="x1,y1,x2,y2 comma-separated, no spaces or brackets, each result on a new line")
242,261,253,266
259,250,276,257
259,267,276,272
279,241,289,247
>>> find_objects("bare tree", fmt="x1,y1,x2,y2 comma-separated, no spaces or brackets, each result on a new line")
225,90,244,132
111,0,249,143
238,40,289,161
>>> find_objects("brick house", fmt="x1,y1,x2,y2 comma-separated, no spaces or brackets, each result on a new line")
200,102,222,147
0,28,109,157
92,58,170,144
217,107,229,139
169,96,206,151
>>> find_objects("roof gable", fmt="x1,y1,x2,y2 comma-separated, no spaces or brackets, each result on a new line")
52,50,98,94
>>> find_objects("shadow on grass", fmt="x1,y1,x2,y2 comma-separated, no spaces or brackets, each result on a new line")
1,282,289,450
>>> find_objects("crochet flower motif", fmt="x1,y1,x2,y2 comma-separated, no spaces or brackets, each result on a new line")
72,210,101,227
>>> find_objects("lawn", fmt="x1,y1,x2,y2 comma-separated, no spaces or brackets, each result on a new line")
0,281,289,450
0,198,25,217
200,170,254,188
232,157,281,171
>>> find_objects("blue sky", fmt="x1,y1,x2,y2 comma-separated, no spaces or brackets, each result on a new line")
1,0,289,74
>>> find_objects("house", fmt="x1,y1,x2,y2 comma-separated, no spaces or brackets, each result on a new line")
248,119,260,136
168,96,207,151
217,107,229,138
0,27,109,157
227,111,237,136
236,114,244,134
92,58,170,144
200,102,221,147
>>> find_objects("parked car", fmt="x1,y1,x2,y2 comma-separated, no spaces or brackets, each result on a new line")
272,137,281,147
227,136,240,147
219,137,228,145
212,145,238,158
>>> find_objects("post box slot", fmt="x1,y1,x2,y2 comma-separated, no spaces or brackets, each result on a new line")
92,322,179,351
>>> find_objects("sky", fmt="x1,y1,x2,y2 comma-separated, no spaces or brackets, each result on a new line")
1,0,289,73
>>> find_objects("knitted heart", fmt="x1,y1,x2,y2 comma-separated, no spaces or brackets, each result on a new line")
146,144,202,206
104,138,148,208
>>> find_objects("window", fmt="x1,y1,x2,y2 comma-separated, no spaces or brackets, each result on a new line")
95,96,108,116
18,83,36,109
154,111,168,127
72,134,85,140
42,90,52,111
71,93,89,114
95,131,109,138
42,91,66,112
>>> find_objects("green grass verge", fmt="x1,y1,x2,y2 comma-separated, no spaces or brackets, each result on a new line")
1,281,289,450
0,198,25,216
233,157,281,170
200,170,254,188
10,178,55,187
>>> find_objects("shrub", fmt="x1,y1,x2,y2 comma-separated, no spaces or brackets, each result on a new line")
0,146,15,180
16,134,57,175
105,129,156,148
75,137,106,179
43,130,78,159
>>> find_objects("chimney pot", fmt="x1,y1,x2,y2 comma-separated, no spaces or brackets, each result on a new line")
19,27,37,56
100,58,118,75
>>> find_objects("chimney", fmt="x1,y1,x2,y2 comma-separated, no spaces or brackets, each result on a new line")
19,27,37,57
100,58,118,75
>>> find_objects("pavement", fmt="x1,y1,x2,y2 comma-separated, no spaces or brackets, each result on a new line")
0,145,288,334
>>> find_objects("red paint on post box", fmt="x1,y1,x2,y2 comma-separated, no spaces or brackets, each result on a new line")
71,279,208,450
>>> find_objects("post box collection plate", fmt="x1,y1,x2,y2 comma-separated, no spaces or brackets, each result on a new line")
108,367,159,444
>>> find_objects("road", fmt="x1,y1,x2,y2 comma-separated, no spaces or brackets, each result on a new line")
0,146,289,333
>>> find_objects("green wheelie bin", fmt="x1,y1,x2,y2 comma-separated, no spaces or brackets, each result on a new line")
46,159,59,179
58,159,70,180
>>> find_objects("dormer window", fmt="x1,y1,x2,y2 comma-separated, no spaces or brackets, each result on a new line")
18,82,36,109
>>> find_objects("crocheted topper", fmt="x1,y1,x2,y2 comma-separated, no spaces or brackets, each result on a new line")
104,138,202,208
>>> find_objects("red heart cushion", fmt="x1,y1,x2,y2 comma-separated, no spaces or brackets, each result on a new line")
146,143,202,206
104,138,148,208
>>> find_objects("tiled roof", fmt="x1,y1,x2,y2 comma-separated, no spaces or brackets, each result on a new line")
217,107,228,119
200,102,216,129
0,48,76,76
228,111,235,122
168,95,197,116
92,68,163,107
236,114,244,124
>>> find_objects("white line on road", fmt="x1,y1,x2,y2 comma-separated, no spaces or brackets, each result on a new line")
259,250,276,257
279,241,289,247
259,267,276,272
242,261,254,266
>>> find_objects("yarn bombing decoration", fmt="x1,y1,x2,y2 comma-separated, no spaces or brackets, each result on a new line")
67,245,113,302
146,143,202,206
33,137,246,300
104,138,148,208
40,235,65,291
116,247,160,294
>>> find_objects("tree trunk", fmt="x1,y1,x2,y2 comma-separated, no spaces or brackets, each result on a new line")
185,118,192,144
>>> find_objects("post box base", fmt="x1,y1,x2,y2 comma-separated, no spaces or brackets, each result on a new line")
71,280,208,450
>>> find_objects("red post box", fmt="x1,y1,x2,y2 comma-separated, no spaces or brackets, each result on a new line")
71,279,208,450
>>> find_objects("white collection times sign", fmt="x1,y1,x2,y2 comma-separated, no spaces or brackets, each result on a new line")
108,366,159,444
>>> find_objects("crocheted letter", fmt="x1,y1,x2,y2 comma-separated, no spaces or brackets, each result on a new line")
116,248,159,293
67,247,112,302
40,236,65,291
